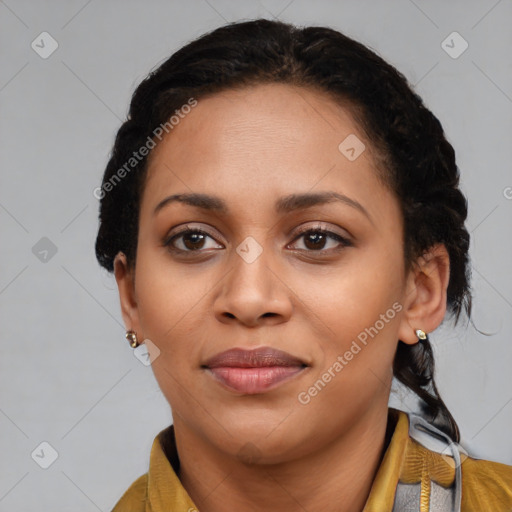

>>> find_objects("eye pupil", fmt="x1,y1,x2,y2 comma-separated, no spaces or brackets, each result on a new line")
304,232,326,250
184,232,205,250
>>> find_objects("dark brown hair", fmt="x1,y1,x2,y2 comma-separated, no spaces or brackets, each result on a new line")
95,19,471,442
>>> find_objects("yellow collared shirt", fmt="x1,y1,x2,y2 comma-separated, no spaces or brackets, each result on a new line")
111,409,512,511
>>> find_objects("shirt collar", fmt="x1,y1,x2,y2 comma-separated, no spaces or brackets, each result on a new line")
146,408,410,512
146,424,198,511
363,408,409,511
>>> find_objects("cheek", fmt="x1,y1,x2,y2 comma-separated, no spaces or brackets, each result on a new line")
294,253,400,333
135,264,207,412
296,284,400,419
133,257,214,409
295,249,402,377
134,249,210,340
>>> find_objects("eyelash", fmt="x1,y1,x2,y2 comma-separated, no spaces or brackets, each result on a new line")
163,224,352,256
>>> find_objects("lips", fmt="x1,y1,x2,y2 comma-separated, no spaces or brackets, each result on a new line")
203,347,308,394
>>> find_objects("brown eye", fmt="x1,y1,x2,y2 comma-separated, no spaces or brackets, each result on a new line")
289,228,352,252
180,231,207,250
164,228,223,253
302,231,329,250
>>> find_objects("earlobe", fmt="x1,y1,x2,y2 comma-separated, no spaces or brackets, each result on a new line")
113,251,140,333
397,244,450,345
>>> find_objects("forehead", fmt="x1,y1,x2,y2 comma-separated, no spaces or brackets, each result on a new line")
147,83,367,171
141,83,394,222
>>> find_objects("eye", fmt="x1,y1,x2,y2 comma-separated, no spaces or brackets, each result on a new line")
163,227,223,253
288,226,352,253
163,223,352,257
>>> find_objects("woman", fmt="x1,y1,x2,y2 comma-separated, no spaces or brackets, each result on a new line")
95,18,512,512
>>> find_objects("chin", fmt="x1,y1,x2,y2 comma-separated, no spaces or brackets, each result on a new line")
209,412,312,464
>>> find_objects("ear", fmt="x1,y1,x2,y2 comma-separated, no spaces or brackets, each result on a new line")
114,251,142,336
397,243,450,345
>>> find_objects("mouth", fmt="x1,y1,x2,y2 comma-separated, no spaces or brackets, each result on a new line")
202,347,308,394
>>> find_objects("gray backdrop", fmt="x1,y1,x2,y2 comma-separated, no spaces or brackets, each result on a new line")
1,0,511,510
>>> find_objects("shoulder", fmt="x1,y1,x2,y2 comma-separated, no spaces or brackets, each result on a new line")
397,410,512,511
110,473,148,512
460,456,512,510
402,439,512,511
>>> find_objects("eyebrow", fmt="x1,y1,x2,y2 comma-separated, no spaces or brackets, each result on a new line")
153,191,373,223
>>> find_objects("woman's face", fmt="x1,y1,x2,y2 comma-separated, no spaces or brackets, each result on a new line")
116,83,427,462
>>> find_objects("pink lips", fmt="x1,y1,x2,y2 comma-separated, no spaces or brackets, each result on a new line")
203,347,307,394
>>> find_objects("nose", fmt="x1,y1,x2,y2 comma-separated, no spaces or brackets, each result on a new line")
213,243,293,328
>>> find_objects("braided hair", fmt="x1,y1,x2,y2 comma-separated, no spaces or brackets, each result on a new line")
95,19,471,443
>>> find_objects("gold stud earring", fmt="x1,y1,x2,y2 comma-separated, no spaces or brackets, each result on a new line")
125,329,139,348
415,329,427,341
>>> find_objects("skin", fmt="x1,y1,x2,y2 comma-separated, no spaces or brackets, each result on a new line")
114,83,450,512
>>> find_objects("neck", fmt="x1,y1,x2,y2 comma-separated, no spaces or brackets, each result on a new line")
172,404,396,512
